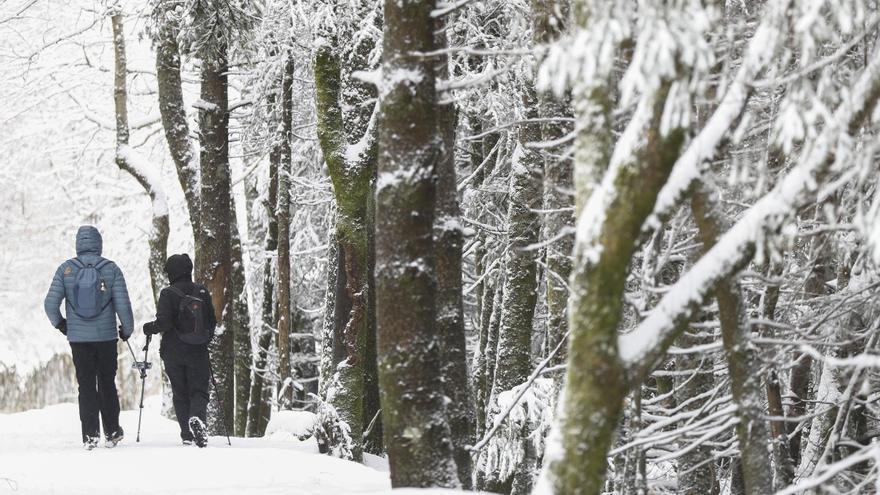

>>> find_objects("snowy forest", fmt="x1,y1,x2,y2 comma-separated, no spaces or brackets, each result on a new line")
4,0,880,493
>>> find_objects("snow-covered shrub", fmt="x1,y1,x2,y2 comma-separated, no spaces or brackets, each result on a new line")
311,392,355,461
265,410,318,441
476,377,557,485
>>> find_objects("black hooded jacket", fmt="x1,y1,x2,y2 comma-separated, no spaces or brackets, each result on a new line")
143,254,216,351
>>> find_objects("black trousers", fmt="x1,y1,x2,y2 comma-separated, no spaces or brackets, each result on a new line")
161,342,210,441
70,340,121,443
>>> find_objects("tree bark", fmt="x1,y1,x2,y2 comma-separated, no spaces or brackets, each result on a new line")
692,179,773,494
153,11,200,234
532,0,574,368
277,54,294,410
231,218,251,436
539,81,686,494
434,18,474,488
375,0,459,486
314,3,384,457
198,47,235,436
245,97,281,437
111,11,169,305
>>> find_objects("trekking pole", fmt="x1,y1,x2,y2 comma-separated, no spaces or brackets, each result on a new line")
207,355,232,446
129,335,152,442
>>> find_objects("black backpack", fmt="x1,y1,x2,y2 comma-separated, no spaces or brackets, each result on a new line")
168,285,214,345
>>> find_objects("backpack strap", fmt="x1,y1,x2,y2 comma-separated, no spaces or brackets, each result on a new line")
168,285,204,301
167,286,187,298
70,257,110,269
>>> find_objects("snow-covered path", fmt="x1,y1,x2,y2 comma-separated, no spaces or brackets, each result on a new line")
0,401,392,494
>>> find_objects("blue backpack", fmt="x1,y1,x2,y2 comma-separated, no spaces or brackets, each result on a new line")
69,258,111,319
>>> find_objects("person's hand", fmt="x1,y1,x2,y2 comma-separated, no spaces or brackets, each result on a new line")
118,325,129,342
56,319,67,336
143,321,157,336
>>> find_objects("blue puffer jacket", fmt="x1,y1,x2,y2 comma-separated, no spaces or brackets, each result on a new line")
44,226,135,342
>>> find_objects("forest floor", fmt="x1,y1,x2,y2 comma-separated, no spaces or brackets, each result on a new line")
0,399,395,494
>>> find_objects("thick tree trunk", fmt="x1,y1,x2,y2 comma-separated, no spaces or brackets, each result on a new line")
375,0,459,486
314,4,383,458
539,81,686,493
314,42,374,461
486,90,543,495
198,48,235,436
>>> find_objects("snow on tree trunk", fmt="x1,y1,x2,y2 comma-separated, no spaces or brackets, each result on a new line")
110,11,169,306
245,82,284,435
198,48,235,436
231,220,252,437
691,178,772,494
314,18,380,458
433,18,475,489
277,54,294,411
533,0,574,368
484,90,543,493
375,0,459,487
537,62,688,495
246,108,280,437
153,9,200,234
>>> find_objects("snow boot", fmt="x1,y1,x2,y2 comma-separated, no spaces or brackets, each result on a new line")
105,427,124,448
83,436,99,451
188,417,208,448
182,439,194,446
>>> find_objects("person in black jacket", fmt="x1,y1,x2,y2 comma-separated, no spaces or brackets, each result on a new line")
143,254,216,447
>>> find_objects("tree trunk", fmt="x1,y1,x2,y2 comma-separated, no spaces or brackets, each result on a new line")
673,326,717,494
153,12,200,234
692,179,773,494
493,101,542,398
111,11,169,305
231,219,251,436
198,48,235,436
245,106,280,437
314,4,383,457
375,0,459,486
277,54,294,410
532,0,573,368
538,80,686,494
434,18,474,488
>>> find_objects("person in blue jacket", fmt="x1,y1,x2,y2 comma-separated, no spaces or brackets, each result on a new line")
44,225,135,450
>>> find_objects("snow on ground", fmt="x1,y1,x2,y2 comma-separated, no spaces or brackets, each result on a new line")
0,397,393,495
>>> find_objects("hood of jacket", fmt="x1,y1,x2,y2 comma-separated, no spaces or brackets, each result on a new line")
75,226,103,257
164,254,193,284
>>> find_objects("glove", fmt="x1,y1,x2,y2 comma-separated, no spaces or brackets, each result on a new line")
118,325,130,342
143,321,158,336
56,319,67,336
